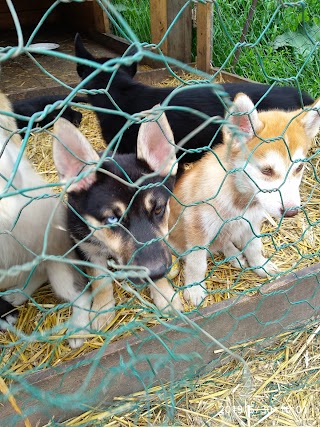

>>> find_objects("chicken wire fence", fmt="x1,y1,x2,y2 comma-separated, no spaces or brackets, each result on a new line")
0,0,319,426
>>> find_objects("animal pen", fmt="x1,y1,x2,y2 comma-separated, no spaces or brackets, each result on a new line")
0,0,320,426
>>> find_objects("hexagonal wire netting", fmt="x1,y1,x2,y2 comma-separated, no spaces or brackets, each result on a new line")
0,0,319,425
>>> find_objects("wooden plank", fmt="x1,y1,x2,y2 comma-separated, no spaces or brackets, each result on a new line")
5,66,255,101
134,66,257,86
150,0,192,63
57,1,94,31
0,9,58,31
0,0,53,12
88,31,131,55
1,263,320,426
150,0,168,55
196,1,213,73
167,0,192,63
92,1,110,34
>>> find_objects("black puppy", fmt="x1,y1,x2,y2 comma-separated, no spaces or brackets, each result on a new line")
12,95,87,135
74,34,314,164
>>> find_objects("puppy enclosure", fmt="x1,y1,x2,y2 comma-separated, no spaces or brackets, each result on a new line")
0,1,319,426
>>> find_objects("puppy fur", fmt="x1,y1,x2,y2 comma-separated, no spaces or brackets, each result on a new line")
0,91,91,348
167,94,320,306
52,110,183,330
12,95,87,136
74,34,314,165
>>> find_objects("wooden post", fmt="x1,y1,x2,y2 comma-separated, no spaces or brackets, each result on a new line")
92,1,111,34
150,0,192,63
150,0,169,55
196,1,213,73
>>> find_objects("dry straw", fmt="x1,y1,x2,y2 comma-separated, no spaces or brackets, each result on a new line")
1,74,319,425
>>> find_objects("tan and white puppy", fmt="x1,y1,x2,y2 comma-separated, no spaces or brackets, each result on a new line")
168,93,320,306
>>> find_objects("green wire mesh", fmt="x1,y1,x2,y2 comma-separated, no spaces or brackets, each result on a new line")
0,0,319,425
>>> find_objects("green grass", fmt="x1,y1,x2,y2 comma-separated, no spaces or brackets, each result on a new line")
212,0,320,98
109,0,151,44
107,0,319,98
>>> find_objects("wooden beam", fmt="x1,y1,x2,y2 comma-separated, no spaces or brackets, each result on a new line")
196,1,213,73
150,0,169,54
92,1,110,34
1,263,320,426
5,63,257,101
150,0,192,63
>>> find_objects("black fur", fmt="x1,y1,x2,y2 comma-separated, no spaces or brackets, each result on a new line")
74,34,315,164
12,95,87,135
68,153,175,281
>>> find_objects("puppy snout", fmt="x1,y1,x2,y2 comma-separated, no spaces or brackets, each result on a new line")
131,241,171,282
144,261,168,281
281,207,299,217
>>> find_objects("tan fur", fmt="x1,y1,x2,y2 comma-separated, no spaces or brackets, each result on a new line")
0,92,21,147
102,201,126,219
84,214,135,264
166,96,320,306
247,109,311,160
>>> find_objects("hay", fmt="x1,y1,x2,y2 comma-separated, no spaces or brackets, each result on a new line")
1,79,320,426
61,324,320,426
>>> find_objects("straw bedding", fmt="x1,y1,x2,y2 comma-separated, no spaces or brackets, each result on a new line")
1,74,319,425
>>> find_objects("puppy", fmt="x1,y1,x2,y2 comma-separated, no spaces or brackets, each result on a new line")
12,95,87,136
74,34,314,165
0,91,91,348
167,93,320,305
52,109,183,330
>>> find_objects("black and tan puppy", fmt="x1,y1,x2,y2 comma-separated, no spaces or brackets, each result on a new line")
74,34,314,165
52,108,183,330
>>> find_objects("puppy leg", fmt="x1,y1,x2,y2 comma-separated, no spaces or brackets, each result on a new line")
243,235,278,277
3,270,47,306
149,277,183,313
46,261,91,349
90,270,116,331
221,240,248,269
183,249,208,306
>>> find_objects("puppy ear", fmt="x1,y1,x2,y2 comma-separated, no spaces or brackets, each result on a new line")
300,98,320,139
137,106,177,176
53,118,99,193
121,45,138,77
74,33,95,79
224,92,264,144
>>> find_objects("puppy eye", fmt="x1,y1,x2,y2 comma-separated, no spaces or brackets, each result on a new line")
296,163,303,173
105,215,118,225
154,205,165,216
261,166,274,176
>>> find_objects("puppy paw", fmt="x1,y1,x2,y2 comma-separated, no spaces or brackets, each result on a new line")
184,285,207,306
90,302,116,331
229,254,248,269
255,259,279,277
264,260,279,276
152,292,184,314
68,332,87,349
0,313,18,331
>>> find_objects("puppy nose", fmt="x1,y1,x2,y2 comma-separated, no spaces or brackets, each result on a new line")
281,207,299,217
147,262,168,281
